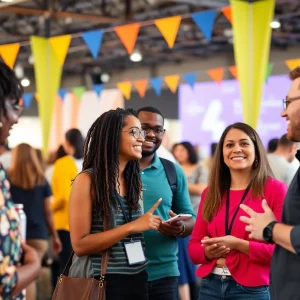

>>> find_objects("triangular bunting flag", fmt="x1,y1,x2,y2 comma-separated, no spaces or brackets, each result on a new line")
192,10,217,41
164,75,180,94
150,78,163,96
49,35,72,66
81,29,104,59
222,6,232,24
154,16,181,48
117,81,132,100
265,63,274,82
72,86,86,101
229,66,238,80
285,59,300,71
208,68,224,84
134,79,148,98
114,23,140,55
58,88,68,101
0,43,20,69
35,93,40,102
183,72,197,88
22,93,33,109
93,84,104,97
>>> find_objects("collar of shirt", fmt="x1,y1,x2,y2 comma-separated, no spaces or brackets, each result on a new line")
143,153,161,170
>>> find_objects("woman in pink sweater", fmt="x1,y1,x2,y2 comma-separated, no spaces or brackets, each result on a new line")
188,122,286,299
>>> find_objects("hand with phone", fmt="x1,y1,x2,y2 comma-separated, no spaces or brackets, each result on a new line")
130,198,162,234
159,210,186,237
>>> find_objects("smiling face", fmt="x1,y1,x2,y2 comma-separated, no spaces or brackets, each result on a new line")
119,115,144,161
138,111,164,157
281,77,300,142
222,128,256,173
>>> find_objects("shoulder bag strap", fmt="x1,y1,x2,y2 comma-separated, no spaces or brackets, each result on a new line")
100,215,110,281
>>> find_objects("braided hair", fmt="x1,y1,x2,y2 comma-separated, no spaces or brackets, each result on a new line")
0,62,23,117
83,108,142,219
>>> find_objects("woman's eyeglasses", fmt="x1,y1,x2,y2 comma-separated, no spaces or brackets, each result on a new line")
122,128,146,139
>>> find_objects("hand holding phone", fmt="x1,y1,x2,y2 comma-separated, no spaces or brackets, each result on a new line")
163,213,192,224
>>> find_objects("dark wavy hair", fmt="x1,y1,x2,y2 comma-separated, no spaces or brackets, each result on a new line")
173,141,198,164
83,108,142,219
0,62,23,117
65,129,84,159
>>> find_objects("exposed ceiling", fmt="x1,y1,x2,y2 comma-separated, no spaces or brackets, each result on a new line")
0,0,299,79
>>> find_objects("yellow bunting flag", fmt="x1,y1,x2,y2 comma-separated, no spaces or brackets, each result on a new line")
207,68,224,84
164,75,180,93
117,81,132,100
285,59,300,71
222,6,232,24
31,36,65,155
72,86,86,101
134,79,148,98
229,66,238,80
155,16,181,48
0,43,20,69
49,35,72,66
114,23,141,55
230,0,275,129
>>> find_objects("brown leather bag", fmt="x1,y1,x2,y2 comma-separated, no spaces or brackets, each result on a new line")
52,218,109,300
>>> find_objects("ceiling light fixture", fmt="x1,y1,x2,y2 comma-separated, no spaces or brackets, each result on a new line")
270,20,281,29
100,73,110,83
130,50,143,62
21,78,30,87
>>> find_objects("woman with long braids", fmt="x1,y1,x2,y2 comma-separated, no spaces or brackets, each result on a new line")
68,108,162,299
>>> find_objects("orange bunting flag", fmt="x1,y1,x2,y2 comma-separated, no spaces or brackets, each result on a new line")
117,81,132,100
222,6,232,24
285,59,300,71
208,68,224,84
114,23,141,55
49,35,72,66
35,93,40,102
134,79,148,98
0,43,20,69
229,66,238,80
155,16,181,48
164,75,180,93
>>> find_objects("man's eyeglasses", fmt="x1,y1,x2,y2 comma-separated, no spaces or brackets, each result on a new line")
142,126,166,136
122,128,146,139
283,96,300,110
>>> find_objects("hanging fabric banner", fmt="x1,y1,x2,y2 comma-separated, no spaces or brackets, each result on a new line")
154,16,181,48
150,77,163,96
0,43,20,69
164,75,180,93
191,10,217,41
222,7,232,24
207,68,224,84
134,79,148,98
49,35,72,66
117,81,132,100
92,84,104,97
183,72,197,88
114,23,141,55
229,66,238,80
81,29,104,59
285,59,300,71
230,0,275,129
72,86,86,100
22,93,34,109
31,36,64,155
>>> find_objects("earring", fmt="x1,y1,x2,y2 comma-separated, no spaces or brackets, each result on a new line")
254,158,258,167
0,122,3,128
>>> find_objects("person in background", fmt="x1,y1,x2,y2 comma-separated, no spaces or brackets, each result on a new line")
8,143,62,300
51,129,84,287
188,122,286,300
267,138,279,153
137,106,195,300
202,142,217,176
239,67,300,300
69,108,162,299
0,62,40,300
267,133,297,186
173,141,207,300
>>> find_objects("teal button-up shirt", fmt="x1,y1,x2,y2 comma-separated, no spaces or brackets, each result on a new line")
141,153,195,281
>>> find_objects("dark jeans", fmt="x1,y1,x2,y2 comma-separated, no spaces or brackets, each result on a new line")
105,270,148,300
199,274,270,300
148,276,179,300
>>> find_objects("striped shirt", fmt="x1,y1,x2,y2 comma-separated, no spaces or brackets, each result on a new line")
90,195,149,276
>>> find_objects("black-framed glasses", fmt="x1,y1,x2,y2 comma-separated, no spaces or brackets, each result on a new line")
5,100,24,117
283,96,300,110
142,126,166,136
122,128,146,139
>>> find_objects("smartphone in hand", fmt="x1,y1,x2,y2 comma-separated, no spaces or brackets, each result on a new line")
163,214,192,223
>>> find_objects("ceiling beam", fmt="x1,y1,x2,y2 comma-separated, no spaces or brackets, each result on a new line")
0,6,119,23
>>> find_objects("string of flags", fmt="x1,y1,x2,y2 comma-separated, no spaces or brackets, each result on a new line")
22,59,293,109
